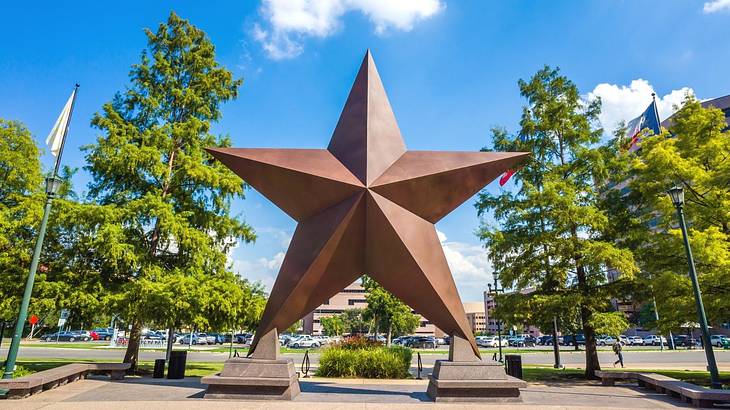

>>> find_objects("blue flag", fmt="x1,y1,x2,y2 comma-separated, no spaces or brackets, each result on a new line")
626,100,661,152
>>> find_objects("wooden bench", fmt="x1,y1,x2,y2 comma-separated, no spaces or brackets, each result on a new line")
596,370,730,408
0,362,131,399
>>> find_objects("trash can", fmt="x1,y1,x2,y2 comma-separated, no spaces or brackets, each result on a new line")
153,359,166,378
167,351,187,379
505,354,522,379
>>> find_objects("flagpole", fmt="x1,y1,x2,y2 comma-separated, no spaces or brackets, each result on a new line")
2,84,79,379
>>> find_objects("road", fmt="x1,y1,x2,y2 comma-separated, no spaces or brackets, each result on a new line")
3,345,730,371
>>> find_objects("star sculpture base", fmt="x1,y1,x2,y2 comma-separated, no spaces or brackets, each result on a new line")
202,329,300,400
426,336,527,402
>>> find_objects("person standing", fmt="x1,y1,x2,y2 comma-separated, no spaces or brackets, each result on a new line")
613,340,624,368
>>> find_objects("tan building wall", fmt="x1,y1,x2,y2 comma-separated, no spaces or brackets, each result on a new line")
302,280,445,336
463,301,487,334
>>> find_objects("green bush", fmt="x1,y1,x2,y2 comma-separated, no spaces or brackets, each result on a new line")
12,365,33,378
316,344,412,378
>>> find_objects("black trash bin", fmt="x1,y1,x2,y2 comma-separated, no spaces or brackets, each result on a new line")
153,359,166,378
505,354,522,379
167,351,187,379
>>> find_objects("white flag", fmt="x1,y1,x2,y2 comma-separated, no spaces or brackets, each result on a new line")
45,89,76,157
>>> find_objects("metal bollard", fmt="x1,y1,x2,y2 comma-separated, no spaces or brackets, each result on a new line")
416,352,423,380
301,349,311,378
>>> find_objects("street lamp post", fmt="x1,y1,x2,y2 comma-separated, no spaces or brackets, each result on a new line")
667,186,722,389
2,84,78,379
487,275,504,363
2,176,63,379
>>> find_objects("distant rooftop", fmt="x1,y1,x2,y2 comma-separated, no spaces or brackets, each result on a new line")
661,94,730,128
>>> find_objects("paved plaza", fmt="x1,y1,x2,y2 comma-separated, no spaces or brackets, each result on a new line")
0,375,694,409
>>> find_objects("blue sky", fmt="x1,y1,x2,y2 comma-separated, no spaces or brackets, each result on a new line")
1,1,728,301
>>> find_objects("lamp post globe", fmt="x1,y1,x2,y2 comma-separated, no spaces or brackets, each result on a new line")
45,176,62,196
667,185,684,207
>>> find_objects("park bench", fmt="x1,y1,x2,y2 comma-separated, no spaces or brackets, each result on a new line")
0,362,131,399
595,370,730,408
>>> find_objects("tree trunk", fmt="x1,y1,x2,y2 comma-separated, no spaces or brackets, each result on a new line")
580,304,600,378
122,319,141,372
386,323,392,347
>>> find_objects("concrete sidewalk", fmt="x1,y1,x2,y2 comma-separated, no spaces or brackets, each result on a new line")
0,375,692,409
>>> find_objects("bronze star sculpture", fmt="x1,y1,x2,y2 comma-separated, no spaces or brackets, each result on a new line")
208,51,528,359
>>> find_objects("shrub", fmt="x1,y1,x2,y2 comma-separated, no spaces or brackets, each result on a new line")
13,365,33,378
316,344,412,379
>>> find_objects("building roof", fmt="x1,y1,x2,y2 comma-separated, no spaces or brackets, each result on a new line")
661,94,730,128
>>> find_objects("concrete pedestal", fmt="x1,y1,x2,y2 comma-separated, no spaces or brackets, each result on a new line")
426,334,526,402
202,329,300,400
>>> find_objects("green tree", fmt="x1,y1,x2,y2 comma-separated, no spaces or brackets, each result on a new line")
341,308,368,335
476,66,638,377
82,12,255,369
320,315,346,336
0,119,45,322
361,276,420,346
622,96,730,333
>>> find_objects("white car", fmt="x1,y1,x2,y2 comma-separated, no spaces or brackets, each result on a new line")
628,336,644,346
710,335,727,347
288,335,320,348
642,335,667,346
478,336,509,348
313,335,331,345
596,336,616,346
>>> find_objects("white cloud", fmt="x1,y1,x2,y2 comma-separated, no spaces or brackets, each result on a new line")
253,0,445,59
232,251,285,291
437,230,493,300
704,0,730,13
585,79,693,134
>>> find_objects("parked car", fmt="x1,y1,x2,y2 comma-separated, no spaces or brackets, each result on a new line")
537,335,553,345
710,335,727,348
366,335,386,343
41,331,87,342
75,330,93,341
434,337,447,345
561,334,586,346
90,328,114,341
313,335,331,345
235,333,252,344
288,335,321,348
142,330,165,341
642,335,668,346
206,333,226,345
627,336,644,346
178,333,206,345
509,336,536,347
405,336,438,348
672,335,701,348
596,335,617,346
619,335,629,345
481,336,509,348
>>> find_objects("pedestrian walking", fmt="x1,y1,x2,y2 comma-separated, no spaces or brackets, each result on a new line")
613,340,624,368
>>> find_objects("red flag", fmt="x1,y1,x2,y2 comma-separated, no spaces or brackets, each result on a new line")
499,169,517,186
